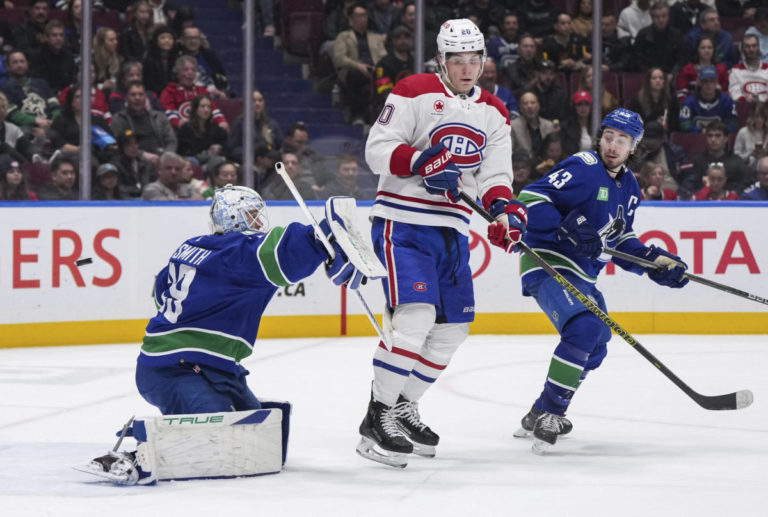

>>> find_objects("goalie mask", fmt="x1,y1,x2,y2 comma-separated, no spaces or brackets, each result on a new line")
436,19,486,85
210,184,269,235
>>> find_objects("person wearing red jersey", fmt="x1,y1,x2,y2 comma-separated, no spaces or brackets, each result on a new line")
159,55,228,131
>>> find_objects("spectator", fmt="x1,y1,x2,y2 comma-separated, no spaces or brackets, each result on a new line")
108,61,163,115
628,67,679,132
28,20,78,93
261,151,315,201
670,0,708,35
149,0,177,27
0,92,33,163
142,151,195,200
629,120,691,193
576,65,620,119
511,149,534,195
717,0,759,18
478,60,519,119
252,146,280,189
600,13,633,73
729,34,768,103
109,129,155,198
120,0,154,62
93,27,122,96
633,2,685,75
618,0,652,44
487,13,520,69
693,163,740,200
332,2,387,125
679,65,737,133
685,120,749,196
58,65,113,124
227,89,282,166
571,0,593,39
733,101,768,167
177,94,228,165
534,132,567,178
50,86,116,163
374,25,414,112
0,50,60,138
677,34,729,102
517,0,558,42
63,0,84,58
178,26,230,99
458,0,506,36
638,161,678,200
111,81,177,166
745,7,768,63
320,155,370,198
510,91,555,162
282,121,322,173
143,25,181,95
561,90,594,154
92,162,130,200
12,0,50,53
369,0,399,36
741,155,768,200
201,159,239,198
504,34,539,94
160,56,228,131
179,158,206,199
526,59,567,122
37,153,78,200
323,0,355,43
0,156,37,201
542,12,590,73
684,8,735,69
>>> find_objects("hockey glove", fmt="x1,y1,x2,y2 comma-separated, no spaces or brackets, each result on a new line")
411,143,461,203
319,219,365,290
556,210,603,259
644,245,689,288
487,199,528,253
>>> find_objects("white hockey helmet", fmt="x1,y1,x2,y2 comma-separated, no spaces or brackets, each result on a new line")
210,184,269,235
436,18,487,78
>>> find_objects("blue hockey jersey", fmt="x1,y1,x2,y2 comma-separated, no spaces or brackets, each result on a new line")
138,223,328,373
516,150,648,292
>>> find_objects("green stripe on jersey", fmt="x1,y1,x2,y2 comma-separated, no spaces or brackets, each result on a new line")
546,355,584,390
520,250,597,283
257,227,290,286
142,329,253,362
516,191,549,206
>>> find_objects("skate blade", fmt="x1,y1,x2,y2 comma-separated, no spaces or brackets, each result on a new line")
72,463,136,485
513,427,532,438
531,438,553,456
410,442,436,458
356,437,408,468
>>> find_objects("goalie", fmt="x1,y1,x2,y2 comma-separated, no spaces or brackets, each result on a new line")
78,185,365,484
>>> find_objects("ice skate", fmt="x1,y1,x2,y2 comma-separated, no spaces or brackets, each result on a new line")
531,411,568,455
356,396,413,468
74,450,139,485
513,404,572,438
392,395,439,457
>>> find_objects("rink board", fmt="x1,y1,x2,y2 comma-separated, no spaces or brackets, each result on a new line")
1,201,767,347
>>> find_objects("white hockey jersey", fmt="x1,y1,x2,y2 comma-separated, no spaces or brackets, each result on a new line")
365,73,514,235
728,61,768,102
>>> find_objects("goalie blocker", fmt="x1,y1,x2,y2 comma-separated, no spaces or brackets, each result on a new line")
77,401,291,485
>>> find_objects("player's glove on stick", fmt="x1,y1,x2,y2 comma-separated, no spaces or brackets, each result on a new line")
412,143,461,203
319,219,365,289
487,199,528,253
643,245,689,288
556,209,603,259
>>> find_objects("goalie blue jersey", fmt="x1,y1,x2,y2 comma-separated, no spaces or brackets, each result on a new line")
139,223,328,373
516,150,647,291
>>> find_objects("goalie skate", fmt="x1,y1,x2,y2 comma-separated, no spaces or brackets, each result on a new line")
74,451,139,485
513,404,572,438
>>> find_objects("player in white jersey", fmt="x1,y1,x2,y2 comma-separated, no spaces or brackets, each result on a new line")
357,19,528,468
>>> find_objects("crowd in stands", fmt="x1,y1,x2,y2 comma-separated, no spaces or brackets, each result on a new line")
2,0,768,203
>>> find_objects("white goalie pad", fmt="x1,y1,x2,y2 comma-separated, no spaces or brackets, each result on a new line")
133,408,285,483
325,196,387,279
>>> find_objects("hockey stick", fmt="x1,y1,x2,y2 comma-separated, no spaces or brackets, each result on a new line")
459,191,753,411
603,248,768,306
275,162,392,350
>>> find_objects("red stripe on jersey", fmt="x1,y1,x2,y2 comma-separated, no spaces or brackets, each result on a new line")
476,88,511,125
377,190,474,215
384,220,398,306
390,144,418,175
391,73,449,98
482,185,514,211
377,342,447,370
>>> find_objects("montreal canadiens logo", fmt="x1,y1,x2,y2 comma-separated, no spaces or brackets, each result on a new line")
429,123,486,168
413,282,427,291
179,100,193,122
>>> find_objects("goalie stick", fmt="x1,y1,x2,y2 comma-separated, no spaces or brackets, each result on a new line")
460,191,753,411
603,248,768,307
275,162,392,350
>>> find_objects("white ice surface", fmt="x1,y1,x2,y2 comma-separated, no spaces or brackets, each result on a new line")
0,335,766,517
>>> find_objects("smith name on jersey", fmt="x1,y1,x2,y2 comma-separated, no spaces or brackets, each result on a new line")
517,150,649,289
139,223,328,373
365,73,514,234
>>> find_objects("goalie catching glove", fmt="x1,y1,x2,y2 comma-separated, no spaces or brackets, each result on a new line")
412,143,461,203
319,219,365,289
487,198,528,253
643,245,689,288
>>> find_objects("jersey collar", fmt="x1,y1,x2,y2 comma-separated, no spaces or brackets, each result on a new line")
437,73,482,102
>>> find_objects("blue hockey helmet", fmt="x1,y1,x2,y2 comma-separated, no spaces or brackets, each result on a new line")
210,184,269,235
600,108,645,152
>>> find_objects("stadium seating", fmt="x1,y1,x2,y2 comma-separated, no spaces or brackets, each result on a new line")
669,132,708,157
280,0,324,58
216,98,244,124
621,72,645,104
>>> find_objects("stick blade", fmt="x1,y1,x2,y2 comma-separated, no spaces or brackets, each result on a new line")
695,390,754,411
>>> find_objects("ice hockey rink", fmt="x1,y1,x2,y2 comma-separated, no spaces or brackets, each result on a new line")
0,334,765,517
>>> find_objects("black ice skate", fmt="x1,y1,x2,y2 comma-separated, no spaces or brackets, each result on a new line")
531,411,568,455
356,396,413,468
513,404,572,438
392,395,439,457
74,450,140,484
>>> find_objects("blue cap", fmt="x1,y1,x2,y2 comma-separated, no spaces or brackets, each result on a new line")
699,65,717,80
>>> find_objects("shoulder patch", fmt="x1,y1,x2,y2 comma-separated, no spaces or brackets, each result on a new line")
574,151,598,165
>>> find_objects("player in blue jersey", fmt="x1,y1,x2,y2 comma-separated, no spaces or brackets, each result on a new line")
513,109,691,454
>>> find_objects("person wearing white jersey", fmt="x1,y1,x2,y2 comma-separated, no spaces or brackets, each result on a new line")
357,18,527,468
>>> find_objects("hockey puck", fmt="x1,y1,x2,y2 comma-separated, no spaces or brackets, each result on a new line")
76,258,93,266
